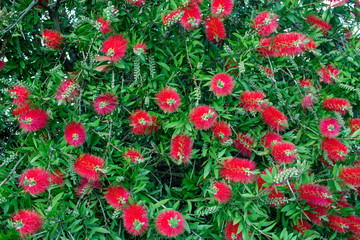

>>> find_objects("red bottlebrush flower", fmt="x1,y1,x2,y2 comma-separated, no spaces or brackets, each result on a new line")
124,149,144,163
233,133,254,157
298,183,333,207
9,85,30,105
304,203,328,225
260,66,274,78
262,132,282,149
268,188,286,207
224,221,242,240
212,121,231,143
337,196,353,209
300,79,312,88
125,0,145,6
123,203,149,236
328,215,349,233
271,141,297,164
306,15,332,36
339,166,360,186
323,98,351,115
147,115,160,134
49,170,65,186
317,65,340,84
18,108,49,132
0,60,5,71
101,34,128,63
210,0,234,18
133,43,147,55
347,215,360,235
42,29,63,49
170,134,193,164
180,3,202,30
239,91,266,112
96,17,111,34
252,11,279,37
155,210,186,238
293,219,312,234
19,168,50,195
64,122,87,147
93,93,118,115
301,94,315,109
210,73,234,96
11,209,43,238
76,178,102,196
350,118,360,134
261,105,288,131
129,110,152,135
12,104,32,117
205,16,226,43
220,157,256,183
319,117,341,138
189,105,217,130
212,181,232,203
104,185,131,209
321,138,348,162
156,87,181,113
55,79,79,104
73,154,104,181
162,10,183,26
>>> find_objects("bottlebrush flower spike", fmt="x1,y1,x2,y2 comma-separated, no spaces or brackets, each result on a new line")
189,105,217,130
76,178,102,196
346,215,360,235
271,142,298,164
298,183,333,207
129,110,152,135
104,185,131,209
261,105,288,131
205,16,226,43
212,121,231,143
300,79,313,89
19,168,50,195
262,132,282,149
42,29,64,49
301,94,315,110
170,134,193,164
210,0,234,18
224,221,242,240
18,108,49,132
55,78,79,104
321,138,348,162
123,203,149,236
73,154,105,180
336,196,353,209
211,181,232,203
349,118,360,134
180,3,202,30
162,10,183,26
339,166,360,186
156,87,181,113
0,60,5,71
323,97,351,115
319,117,341,138
9,85,30,105
64,122,87,147
317,65,340,84
252,11,279,37
96,17,111,34
220,157,256,183
93,93,118,115
49,170,65,186
293,219,312,234
304,203,328,225
101,34,128,63
260,66,274,78
210,73,234,96
239,91,266,112
306,15,332,36
133,43,147,55
147,115,160,133
328,215,349,233
155,210,186,238
125,0,145,6
11,209,43,238
233,133,254,157
12,104,32,117
124,149,144,163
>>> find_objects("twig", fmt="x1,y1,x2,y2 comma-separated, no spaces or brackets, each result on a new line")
145,194,166,209
92,129,123,154
0,154,28,188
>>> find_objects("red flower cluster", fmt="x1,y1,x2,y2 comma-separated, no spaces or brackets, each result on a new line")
125,0,145,6
301,94,316,110
124,149,144,163
317,64,340,84
210,0,234,18
12,104,32,117
321,138,348,162
180,3,202,30
9,85,30,105
64,122,87,147
42,29,64,49
233,132,254,157
73,154,104,180
252,11,279,37
129,110,159,135
96,17,111,34
298,183,333,207
339,166,360,186
347,215,360,235
306,15,332,35
122,203,149,236
350,118,360,134
49,170,65,186
189,105,217,130
220,157,256,183
293,219,312,234
19,108,49,132
170,134,193,164
19,168,50,195
155,210,186,237
212,181,232,203
239,91,266,112
101,34,128,63
323,97,351,115
205,16,226,43
0,60,5,71
319,117,341,138
93,93,118,115
133,43,147,55
260,66,274,78
76,178,102,196
11,209,43,238
210,73,234,96
304,203,328,225
156,87,181,113
328,215,348,233
300,79,312,88
261,105,288,131
262,132,282,149
224,221,242,240
104,185,131,209
271,141,297,164
162,10,183,26
212,121,231,143
55,79,79,104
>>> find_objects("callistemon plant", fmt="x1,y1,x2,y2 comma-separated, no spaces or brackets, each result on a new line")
64,121,86,147
162,10,183,26
19,168,50,195
189,105,217,130
180,3,202,30
104,185,131,209
95,17,111,34
224,221,244,240
220,157,256,183
211,181,232,203
210,73,234,96
306,15,332,36
133,43,147,55
73,154,105,181
210,0,234,18
252,11,279,37
170,134,193,164
9,85,30,105
155,210,186,237
239,90,266,112
101,34,128,63
55,78,79,104
155,87,181,113
93,93,118,115
42,29,64,49
18,108,49,132
11,210,43,238
212,121,231,143
124,149,144,164
205,16,226,43
122,203,149,236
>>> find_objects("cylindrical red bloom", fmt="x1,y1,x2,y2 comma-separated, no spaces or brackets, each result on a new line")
122,203,149,236
49,170,65,186
11,209,43,238
301,94,315,110
328,215,348,233
104,185,131,209
349,118,360,134
101,34,128,63
319,117,341,138
212,181,232,203
262,132,282,149
12,104,32,117
233,133,254,157
73,154,104,180
55,79,79,104
220,157,256,183
156,87,181,113
239,91,266,112
306,15,332,36
224,221,242,240
321,138,348,162
0,60,5,71
210,73,234,96
336,196,353,209
304,203,328,225
96,17,111,34
271,141,297,164
212,121,231,143
93,93,118,115
205,16,226,43
170,134,193,164
125,0,145,6
19,108,49,132
300,79,312,89
298,183,333,207
261,105,288,131
252,11,279,37
339,166,360,186
129,110,152,135
9,85,30,105
293,219,312,234
64,122,86,147
189,105,217,130
317,65,340,84
19,168,50,195
155,210,186,238
346,215,360,235
210,0,234,18
162,10,183,26
133,43,147,55
124,149,144,163
180,3,202,30
76,178,102,196
323,97,351,115
42,29,64,49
